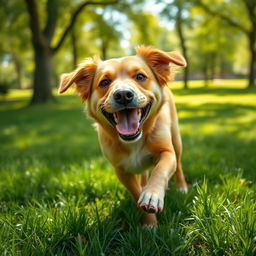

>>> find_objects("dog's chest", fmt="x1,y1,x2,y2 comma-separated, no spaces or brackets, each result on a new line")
119,147,153,173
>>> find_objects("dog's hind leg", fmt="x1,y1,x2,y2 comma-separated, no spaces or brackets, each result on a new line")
172,121,188,193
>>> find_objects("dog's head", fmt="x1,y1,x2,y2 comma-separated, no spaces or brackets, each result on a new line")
59,46,186,142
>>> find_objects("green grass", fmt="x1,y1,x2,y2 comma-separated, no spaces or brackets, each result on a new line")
0,80,256,255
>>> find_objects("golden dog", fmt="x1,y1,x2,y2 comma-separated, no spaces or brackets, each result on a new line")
59,46,188,226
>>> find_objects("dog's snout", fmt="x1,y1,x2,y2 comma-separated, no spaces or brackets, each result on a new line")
113,89,134,105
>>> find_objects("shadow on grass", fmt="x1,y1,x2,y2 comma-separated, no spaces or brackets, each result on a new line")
0,94,255,200
177,102,256,126
0,93,256,254
0,93,255,201
173,86,256,96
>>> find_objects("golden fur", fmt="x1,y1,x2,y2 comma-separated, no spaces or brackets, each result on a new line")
59,46,188,226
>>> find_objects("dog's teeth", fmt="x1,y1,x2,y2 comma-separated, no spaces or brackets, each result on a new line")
138,109,141,120
114,113,118,123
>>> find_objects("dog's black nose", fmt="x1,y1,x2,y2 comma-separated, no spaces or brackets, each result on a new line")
113,89,134,105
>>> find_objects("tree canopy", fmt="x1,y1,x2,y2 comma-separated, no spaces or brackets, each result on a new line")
0,0,254,103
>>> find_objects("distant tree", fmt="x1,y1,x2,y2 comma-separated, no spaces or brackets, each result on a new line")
90,10,121,60
194,0,256,88
24,0,118,104
128,12,163,47
71,26,78,69
0,81,10,99
160,0,191,89
66,6,121,71
111,1,164,50
190,9,241,85
0,0,30,89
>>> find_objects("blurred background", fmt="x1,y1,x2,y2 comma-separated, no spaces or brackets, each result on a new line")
0,0,255,103
0,1,256,254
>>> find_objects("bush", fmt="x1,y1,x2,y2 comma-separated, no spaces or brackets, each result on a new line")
0,81,10,97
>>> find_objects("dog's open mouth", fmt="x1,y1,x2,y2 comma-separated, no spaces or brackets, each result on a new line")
101,102,152,141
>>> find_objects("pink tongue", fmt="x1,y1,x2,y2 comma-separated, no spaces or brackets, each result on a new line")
116,109,140,136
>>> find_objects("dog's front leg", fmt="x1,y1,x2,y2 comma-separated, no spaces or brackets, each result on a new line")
138,151,176,213
115,168,141,201
115,168,157,226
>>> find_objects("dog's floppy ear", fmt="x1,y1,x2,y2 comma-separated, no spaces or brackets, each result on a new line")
135,46,187,85
59,57,99,101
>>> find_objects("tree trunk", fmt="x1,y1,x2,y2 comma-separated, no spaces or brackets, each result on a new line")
101,40,107,60
13,56,22,89
183,62,189,89
247,31,256,88
203,58,209,87
176,7,189,89
25,0,118,104
210,52,216,81
30,45,55,104
25,0,55,104
71,28,78,68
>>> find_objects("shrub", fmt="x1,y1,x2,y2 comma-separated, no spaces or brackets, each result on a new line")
0,81,10,97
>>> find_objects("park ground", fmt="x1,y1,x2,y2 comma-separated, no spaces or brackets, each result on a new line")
0,80,255,255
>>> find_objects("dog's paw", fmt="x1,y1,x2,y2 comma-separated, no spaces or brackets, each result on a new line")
177,186,188,194
137,191,164,213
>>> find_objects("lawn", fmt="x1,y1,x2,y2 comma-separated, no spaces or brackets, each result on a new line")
0,80,256,255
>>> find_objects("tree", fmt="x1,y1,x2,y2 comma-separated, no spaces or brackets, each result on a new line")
0,0,31,89
24,0,118,104
128,12,163,47
90,9,121,60
161,0,191,89
194,0,256,88
71,26,78,69
189,7,241,85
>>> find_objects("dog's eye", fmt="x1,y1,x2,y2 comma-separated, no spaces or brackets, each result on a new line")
135,73,147,82
99,79,111,88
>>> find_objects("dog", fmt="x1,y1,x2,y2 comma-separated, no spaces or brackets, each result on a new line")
59,46,188,226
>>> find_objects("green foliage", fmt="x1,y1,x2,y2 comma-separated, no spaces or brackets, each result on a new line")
188,10,242,74
183,179,256,255
0,82,9,96
0,0,32,89
194,0,252,31
0,0,253,93
0,81,255,254
129,12,163,47
90,9,121,56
